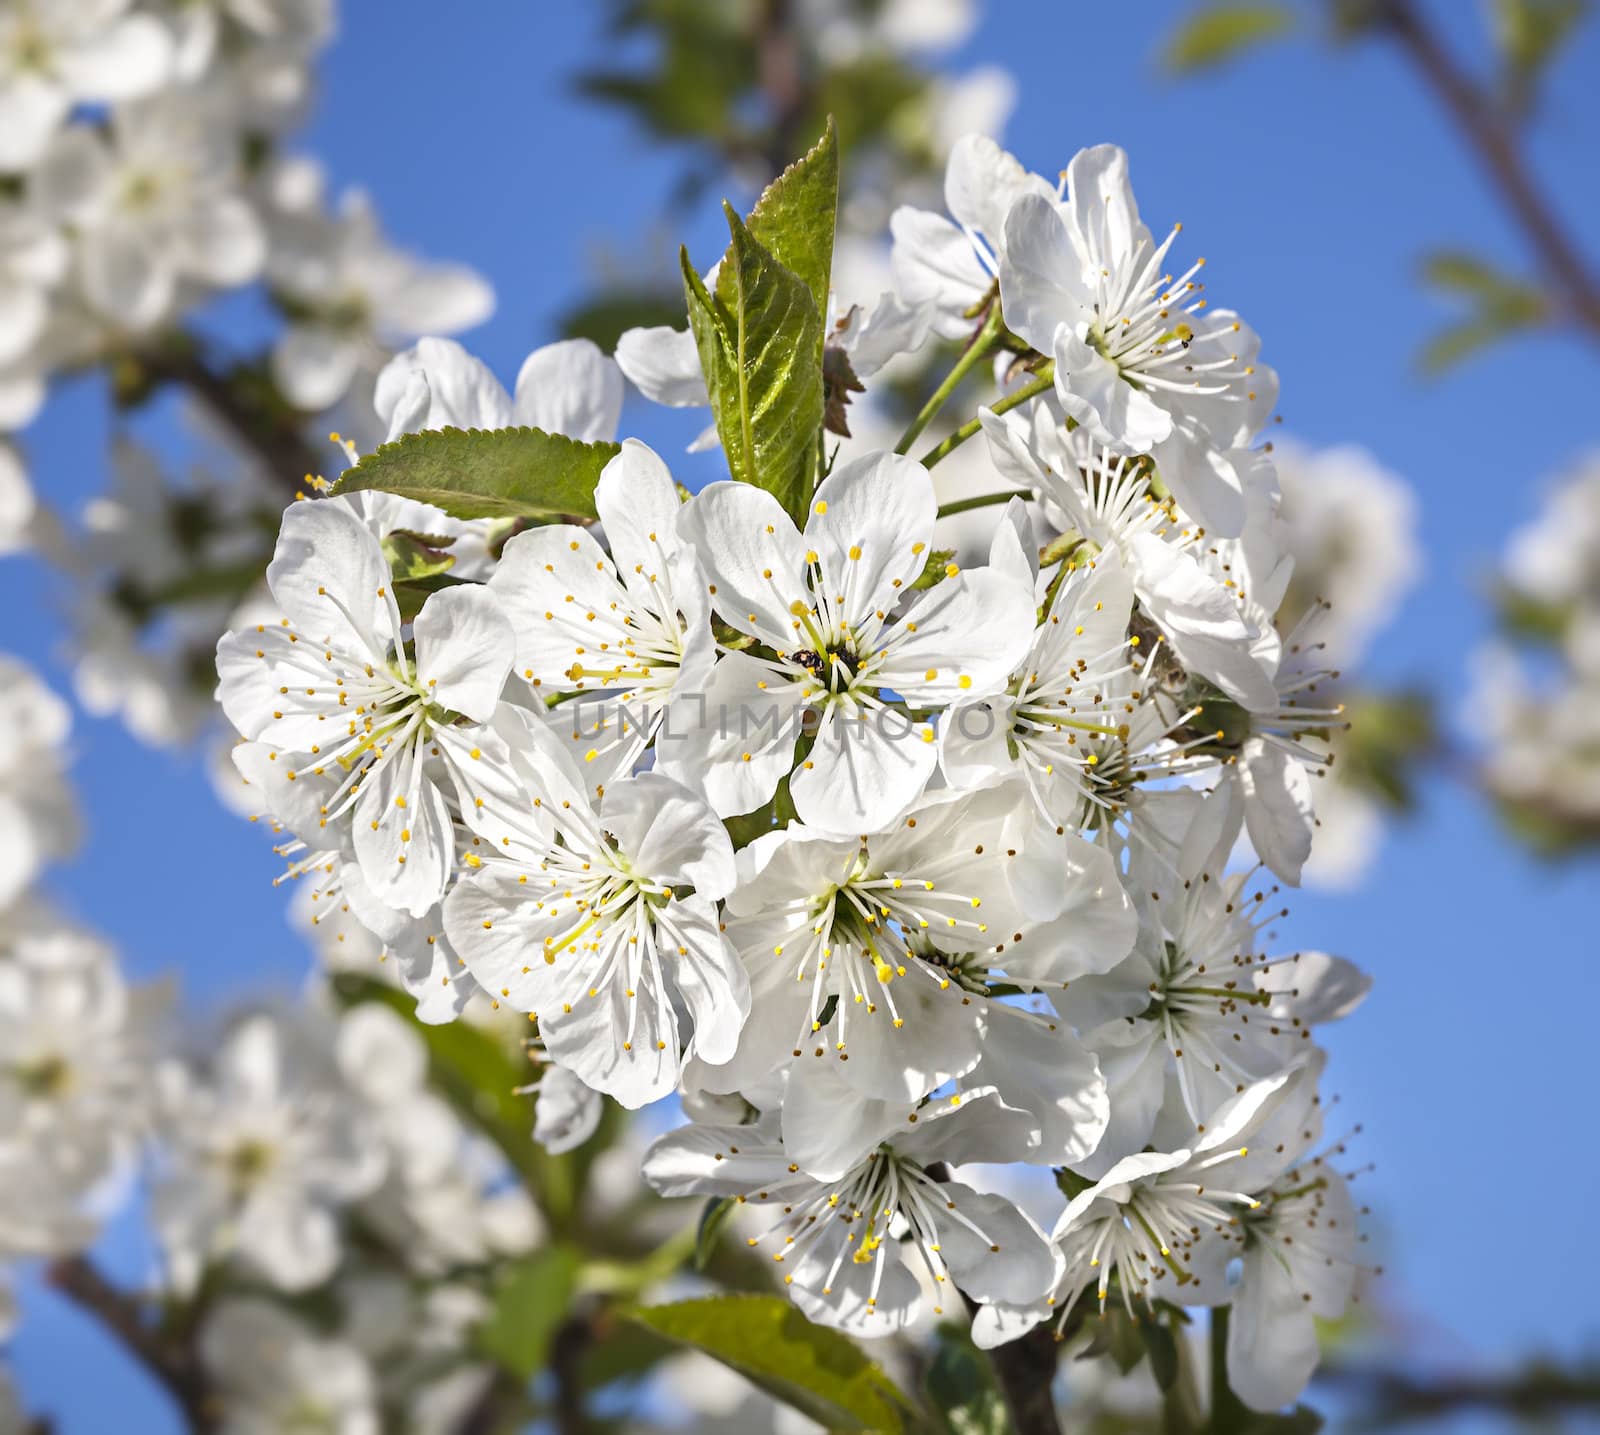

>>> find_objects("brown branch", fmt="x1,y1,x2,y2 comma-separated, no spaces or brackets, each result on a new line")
46,1256,217,1434
1369,0,1600,337
133,341,326,496
548,1311,596,1435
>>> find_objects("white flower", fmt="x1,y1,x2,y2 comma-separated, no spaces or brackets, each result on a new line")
0,0,173,172
0,195,66,365
982,408,1281,712
972,1056,1323,1349
33,93,265,331
489,438,715,795
532,1062,603,1155
672,450,1035,831
1000,146,1276,535
200,1299,379,1435
0,909,162,1178
1503,450,1600,609
1062,796,1367,1175
1273,439,1421,667
442,730,750,1109
152,1009,386,1294
0,657,78,907
689,781,1129,1175
644,1084,1054,1336
1217,1097,1364,1411
337,1003,541,1273
216,497,521,917
268,190,494,410
373,333,622,445
889,133,1054,339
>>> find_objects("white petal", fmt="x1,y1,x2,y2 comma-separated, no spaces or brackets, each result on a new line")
935,1181,1055,1305
1227,1262,1320,1412
789,701,936,834
889,205,989,339
375,264,493,338
653,652,806,820
175,194,266,287
602,771,734,895
532,1065,603,1155
1239,737,1315,885
0,75,69,172
998,194,1086,354
656,895,749,1066
594,438,687,583
806,450,936,622
782,1063,910,1180
273,324,362,411
56,16,172,100
78,225,173,330
513,338,623,441
412,584,514,722
964,1005,1108,1166
615,324,707,408
352,757,453,918
676,480,808,648
874,566,1034,704
373,336,513,438
266,497,390,653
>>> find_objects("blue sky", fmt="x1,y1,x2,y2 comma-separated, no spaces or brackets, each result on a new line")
6,2,1599,1429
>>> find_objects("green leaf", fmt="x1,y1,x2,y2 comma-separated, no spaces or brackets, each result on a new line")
1140,1319,1180,1392
1418,299,1545,373
382,529,457,582
477,1246,581,1381
738,118,838,323
1162,4,1295,73
330,426,620,522
1494,0,1590,112
560,287,690,352
683,212,824,525
694,1196,736,1272
1420,249,1525,296
926,1328,1007,1435
625,1296,911,1431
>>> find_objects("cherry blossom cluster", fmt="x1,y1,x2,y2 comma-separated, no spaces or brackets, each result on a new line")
0,0,495,749
1474,452,1600,840
0,649,555,1430
217,134,1378,1413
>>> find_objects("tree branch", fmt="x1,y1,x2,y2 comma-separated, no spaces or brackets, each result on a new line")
133,341,327,496
47,1256,216,1434
1369,0,1600,337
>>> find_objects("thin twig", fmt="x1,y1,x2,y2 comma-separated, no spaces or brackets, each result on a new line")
135,342,327,496
47,1256,217,1434
1370,0,1600,337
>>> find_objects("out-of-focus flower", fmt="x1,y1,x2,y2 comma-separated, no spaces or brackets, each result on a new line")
267,187,492,410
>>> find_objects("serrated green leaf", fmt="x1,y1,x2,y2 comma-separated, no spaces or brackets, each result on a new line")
477,1246,581,1380
736,118,838,322
330,426,619,522
1162,4,1295,72
683,210,824,524
382,529,457,582
625,1296,911,1431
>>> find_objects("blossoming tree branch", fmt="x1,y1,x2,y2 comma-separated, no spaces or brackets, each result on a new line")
187,117,1375,1433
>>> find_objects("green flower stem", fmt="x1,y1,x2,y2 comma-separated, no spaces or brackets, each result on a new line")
936,489,1031,520
894,305,1005,455
918,362,1056,469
